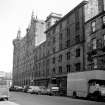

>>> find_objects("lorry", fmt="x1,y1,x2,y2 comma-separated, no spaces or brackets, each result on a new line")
67,70,105,99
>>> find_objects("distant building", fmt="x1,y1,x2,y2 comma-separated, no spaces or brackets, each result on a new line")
35,20,46,46
0,71,5,77
12,14,46,86
0,71,12,86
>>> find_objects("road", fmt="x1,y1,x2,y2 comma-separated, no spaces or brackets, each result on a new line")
1,92,105,105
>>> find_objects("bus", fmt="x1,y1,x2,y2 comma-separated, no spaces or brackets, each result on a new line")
67,70,105,99
0,78,9,100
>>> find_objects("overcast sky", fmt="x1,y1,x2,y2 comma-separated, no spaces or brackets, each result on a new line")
0,0,83,73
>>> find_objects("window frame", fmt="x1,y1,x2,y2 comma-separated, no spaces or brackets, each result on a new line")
92,38,96,50
76,48,80,57
91,21,96,33
75,63,81,71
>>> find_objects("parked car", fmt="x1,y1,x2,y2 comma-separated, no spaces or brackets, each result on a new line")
47,86,59,96
9,86,23,92
9,86,15,91
46,88,53,95
34,86,41,94
17,86,23,92
27,86,41,94
15,86,23,92
39,86,53,95
39,86,48,95
23,85,29,93
27,86,35,94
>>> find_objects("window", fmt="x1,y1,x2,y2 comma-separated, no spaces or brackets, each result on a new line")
59,66,62,73
66,27,70,48
76,48,80,57
102,16,105,28
104,35,105,41
58,54,62,62
75,35,80,43
66,40,70,48
47,50,50,55
52,47,56,53
52,57,55,64
53,37,56,44
66,28,70,39
47,41,50,47
60,23,62,30
38,71,40,77
91,21,96,32
59,43,63,50
92,38,96,50
75,63,81,71
75,10,79,31
59,33,63,40
66,65,70,73
75,21,80,30
47,21,51,28
47,69,49,75
52,28,55,34
38,63,40,70
67,52,70,60
52,68,55,74
59,33,63,50
93,58,97,69
67,18,69,25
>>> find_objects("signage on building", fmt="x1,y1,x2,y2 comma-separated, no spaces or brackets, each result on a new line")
85,0,99,22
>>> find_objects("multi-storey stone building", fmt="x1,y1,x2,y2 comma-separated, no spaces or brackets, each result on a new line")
45,1,87,95
33,41,47,86
13,15,46,86
85,0,105,70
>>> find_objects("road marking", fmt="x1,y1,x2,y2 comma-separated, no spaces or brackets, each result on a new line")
0,101,20,105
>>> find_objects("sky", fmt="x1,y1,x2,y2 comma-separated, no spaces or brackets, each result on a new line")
0,0,83,73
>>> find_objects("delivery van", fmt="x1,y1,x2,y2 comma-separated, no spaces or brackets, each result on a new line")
67,70,105,99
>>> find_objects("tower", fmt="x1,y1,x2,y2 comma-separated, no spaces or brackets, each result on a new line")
17,29,21,39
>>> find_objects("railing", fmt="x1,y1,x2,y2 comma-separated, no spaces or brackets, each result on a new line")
87,45,97,55
97,39,103,49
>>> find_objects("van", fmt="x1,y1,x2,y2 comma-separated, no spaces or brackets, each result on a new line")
67,70,105,99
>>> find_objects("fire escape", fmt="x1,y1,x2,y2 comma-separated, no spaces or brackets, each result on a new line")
87,39,105,70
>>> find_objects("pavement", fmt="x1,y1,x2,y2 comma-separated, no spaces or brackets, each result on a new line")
0,101,20,105
0,92,105,105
